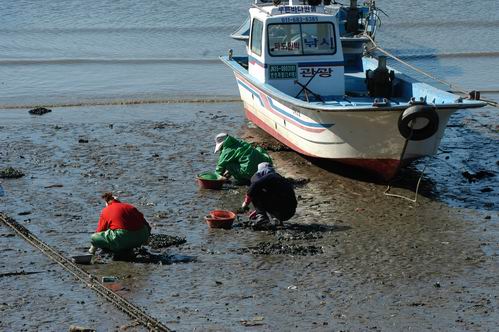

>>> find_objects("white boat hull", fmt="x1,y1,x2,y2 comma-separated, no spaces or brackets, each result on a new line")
235,73,456,179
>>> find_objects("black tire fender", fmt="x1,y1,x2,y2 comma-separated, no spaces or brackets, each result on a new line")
398,105,439,141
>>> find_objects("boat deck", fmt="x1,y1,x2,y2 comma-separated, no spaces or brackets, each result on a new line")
224,56,486,111
303,71,409,107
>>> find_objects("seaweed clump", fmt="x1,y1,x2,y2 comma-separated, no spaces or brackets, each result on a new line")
0,167,25,179
252,141,291,152
462,170,495,183
147,234,186,249
239,242,323,256
286,177,310,188
28,107,52,115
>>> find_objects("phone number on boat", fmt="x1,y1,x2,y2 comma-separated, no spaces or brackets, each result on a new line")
281,17,319,24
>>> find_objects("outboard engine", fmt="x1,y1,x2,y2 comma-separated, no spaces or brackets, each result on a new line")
345,0,360,34
308,0,322,6
366,56,395,98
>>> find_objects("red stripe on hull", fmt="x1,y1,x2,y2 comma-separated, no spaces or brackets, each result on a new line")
336,159,401,180
245,108,401,180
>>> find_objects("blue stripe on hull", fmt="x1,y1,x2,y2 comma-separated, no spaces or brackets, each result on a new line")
236,78,334,129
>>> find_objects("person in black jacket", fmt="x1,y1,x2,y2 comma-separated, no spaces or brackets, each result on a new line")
241,162,297,230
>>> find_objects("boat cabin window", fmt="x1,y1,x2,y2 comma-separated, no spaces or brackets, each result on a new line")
251,19,264,56
268,23,336,56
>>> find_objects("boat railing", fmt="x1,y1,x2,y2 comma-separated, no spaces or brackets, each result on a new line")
251,3,274,16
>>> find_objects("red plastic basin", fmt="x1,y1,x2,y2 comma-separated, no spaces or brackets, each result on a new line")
205,210,236,229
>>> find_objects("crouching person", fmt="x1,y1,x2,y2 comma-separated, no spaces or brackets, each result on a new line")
242,163,297,230
214,132,272,185
89,192,151,258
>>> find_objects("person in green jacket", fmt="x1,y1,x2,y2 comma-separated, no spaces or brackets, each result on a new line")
214,133,272,185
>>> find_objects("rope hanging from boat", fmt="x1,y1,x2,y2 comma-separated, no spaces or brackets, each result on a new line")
364,34,498,108
383,118,424,203
0,213,171,332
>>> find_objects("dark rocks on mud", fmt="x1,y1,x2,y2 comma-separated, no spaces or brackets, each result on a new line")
462,170,495,183
152,121,179,129
147,234,186,249
239,242,323,256
28,107,52,115
275,230,323,241
0,167,25,179
252,141,291,152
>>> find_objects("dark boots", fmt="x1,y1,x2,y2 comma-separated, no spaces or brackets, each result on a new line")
250,212,275,231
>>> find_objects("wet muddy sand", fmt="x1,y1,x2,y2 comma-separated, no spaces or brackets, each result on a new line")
0,103,497,331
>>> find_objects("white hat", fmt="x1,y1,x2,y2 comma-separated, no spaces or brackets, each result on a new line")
257,162,271,172
214,133,228,153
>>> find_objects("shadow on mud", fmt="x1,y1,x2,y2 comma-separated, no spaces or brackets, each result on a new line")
96,248,196,265
235,222,350,256
95,233,195,265
130,249,196,265
234,220,351,234
283,222,350,233
307,156,439,199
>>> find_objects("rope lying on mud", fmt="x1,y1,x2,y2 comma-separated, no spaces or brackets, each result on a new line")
0,213,171,332
364,34,498,108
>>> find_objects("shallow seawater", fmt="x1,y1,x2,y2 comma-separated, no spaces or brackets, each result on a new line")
1,0,499,108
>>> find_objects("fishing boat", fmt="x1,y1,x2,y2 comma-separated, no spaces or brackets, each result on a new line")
220,0,487,180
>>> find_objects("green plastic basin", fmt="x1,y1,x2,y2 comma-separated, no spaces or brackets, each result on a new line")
197,172,225,189
197,172,223,181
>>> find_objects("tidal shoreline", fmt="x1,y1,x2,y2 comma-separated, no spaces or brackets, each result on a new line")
0,103,497,331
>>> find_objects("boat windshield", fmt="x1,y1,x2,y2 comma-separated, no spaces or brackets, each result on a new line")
268,22,336,56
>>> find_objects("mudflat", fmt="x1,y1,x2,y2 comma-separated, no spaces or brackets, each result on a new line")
0,103,497,331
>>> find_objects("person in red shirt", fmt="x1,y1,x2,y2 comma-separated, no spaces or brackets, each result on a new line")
89,192,151,255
